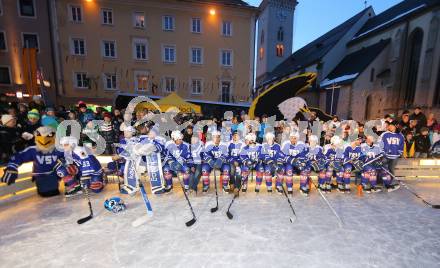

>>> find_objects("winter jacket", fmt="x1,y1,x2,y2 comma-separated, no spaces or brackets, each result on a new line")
0,126,24,164
415,134,431,154
403,140,415,158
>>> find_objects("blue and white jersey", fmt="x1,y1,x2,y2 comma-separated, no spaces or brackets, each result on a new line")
261,143,285,162
191,141,204,165
379,131,404,159
139,135,166,155
203,141,229,162
165,141,193,165
7,146,65,175
343,145,363,161
240,144,263,164
361,143,382,162
324,144,345,161
72,152,103,177
281,141,309,158
307,145,325,160
228,140,244,162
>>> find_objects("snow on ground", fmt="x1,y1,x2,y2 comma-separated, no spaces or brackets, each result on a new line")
1,179,440,268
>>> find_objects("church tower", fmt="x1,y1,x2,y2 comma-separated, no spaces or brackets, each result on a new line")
256,0,297,84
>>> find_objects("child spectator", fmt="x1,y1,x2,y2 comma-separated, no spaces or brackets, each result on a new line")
415,127,431,158
0,115,24,164
99,112,117,155
21,109,41,147
403,132,415,158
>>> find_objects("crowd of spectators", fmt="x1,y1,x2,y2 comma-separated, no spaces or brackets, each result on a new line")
1,93,439,164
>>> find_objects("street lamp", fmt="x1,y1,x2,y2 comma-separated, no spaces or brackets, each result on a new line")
210,9,216,16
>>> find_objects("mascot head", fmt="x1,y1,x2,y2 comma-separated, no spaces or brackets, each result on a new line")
35,126,56,152
277,97,307,121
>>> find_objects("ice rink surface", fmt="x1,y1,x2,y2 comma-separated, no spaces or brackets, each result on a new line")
1,179,440,268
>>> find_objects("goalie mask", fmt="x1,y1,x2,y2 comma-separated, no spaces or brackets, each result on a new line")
245,133,257,143
60,136,79,152
35,126,56,152
309,135,319,148
171,130,183,141
265,132,275,144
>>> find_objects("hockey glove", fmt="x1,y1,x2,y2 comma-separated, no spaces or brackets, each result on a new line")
1,168,18,185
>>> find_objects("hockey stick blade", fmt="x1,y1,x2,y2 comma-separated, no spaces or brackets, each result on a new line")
77,215,93,224
226,210,233,220
185,218,196,227
210,206,218,213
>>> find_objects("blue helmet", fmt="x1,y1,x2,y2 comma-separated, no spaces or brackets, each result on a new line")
104,197,126,213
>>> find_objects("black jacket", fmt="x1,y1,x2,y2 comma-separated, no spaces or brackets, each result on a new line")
415,135,431,153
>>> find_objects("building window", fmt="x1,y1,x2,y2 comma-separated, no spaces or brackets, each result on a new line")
277,27,284,42
191,18,201,33
190,47,202,64
276,44,284,57
103,73,117,90
0,66,11,84
222,21,232,36
221,81,231,103
22,33,39,50
134,71,150,91
404,28,423,107
18,0,35,17
133,38,148,60
163,77,176,92
70,5,82,23
0,31,6,51
101,8,113,25
370,68,375,82
133,12,145,28
163,16,175,31
102,40,116,58
74,72,88,88
163,45,176,63
260,30,264,44
259,47,264,60
71,38,85,56
0,0,3,16
220,49,232,67
191,79,202,94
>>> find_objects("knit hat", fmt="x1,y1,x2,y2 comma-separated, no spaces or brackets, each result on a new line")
28,109,40,119
41,115,59,130
78,101,87,109
1,114,14,125
46,106,55,113
103,112,111,118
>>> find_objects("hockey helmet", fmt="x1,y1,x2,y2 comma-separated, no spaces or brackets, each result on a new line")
104,197,126,213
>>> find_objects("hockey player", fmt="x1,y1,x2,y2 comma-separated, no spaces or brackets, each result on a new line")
72,146,104,193
378,121,403,192
1,126,75,197
307,135,327,192
360,135,382,193
281,132,309,194
190,135,204,193
324,135,345,192
261,132,285,193
239,132,264,193
59,136,82,197
163,130,193,192
202,131,229,192
227,131,244,191
342,137,363,193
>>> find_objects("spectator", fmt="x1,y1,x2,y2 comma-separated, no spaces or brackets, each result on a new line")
258,114,268,143
41,107,59,130
78,102,94,127
431,139,440,158
407,120,417,135
415,127,431,158
99,112,117,154
112,109,123,133
356,123,366,142
56,105,68,119
0,114,23,164
21,109,41,147
231,116,239,133
403,132,415,158
0,94,8,113
321,131,332,146
17,103,28,127
432,124,440,145
398,110,410,133
28,95,45,112
183,125,193,144
410,107,427,133
95,106,104,120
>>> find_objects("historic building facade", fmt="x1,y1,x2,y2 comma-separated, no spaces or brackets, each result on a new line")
51,0,257,105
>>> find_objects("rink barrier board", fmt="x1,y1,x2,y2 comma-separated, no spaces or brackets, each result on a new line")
1,158,439,203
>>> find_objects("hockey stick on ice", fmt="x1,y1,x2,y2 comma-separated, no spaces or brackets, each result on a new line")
176,175,197,227
310,179,343,227
77,177,93,224
211,169,219,213
381,167,440,209
281,184,296,223
226,168,249,220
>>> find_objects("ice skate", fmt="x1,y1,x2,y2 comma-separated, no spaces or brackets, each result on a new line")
386,183,400,192
64,185,82,198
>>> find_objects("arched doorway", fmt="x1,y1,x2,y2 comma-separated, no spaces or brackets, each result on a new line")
403,28,424,107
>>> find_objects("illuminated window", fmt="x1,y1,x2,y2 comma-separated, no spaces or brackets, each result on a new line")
134,71,150,91
22,33,39,51
276,44,284,57
19,0,35,17
133,12,145,28
101,8,113,25
259,47,264,60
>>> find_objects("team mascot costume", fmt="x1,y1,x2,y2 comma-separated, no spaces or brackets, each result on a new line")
1,126,75,197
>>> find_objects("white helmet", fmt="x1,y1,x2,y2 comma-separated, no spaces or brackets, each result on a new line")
245,132,257,142
265,132,275,141
60,136,78,148
289,132,300,139
171,130,183,141
309,135,319,143
331,135,342,146
212,130,221,137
